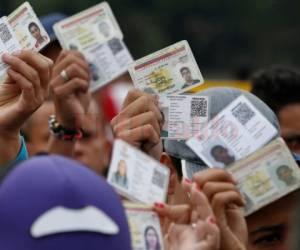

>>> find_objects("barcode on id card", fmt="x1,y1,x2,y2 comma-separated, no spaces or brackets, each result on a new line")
190,97,208,118
151,169,167,189
231,102,255,125
0,23,12,44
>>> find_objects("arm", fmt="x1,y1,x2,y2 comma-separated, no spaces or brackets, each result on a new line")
0,51,52,165
48,50,91,156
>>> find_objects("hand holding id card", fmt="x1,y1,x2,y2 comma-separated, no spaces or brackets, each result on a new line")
187,95,278,168
54,2,133,92
227,137,300,216
159,95,209,139
129,40,204,95
125,203,165,250
107,140,170,204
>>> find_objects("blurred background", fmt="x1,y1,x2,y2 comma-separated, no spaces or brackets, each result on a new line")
1,0,300,80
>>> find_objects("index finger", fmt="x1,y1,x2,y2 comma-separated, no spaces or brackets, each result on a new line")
192,168,235,188
122,89,157,108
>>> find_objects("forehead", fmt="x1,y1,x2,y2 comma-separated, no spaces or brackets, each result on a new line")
247,192,298,230
279,103,300,135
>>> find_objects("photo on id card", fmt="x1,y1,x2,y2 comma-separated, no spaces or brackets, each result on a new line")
227,137,300,216
187,95,278,168
128,40,204,95
107,140,169,204
125,203,165,250
8,2,49,51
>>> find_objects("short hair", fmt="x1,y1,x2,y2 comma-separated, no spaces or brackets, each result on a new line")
251,65,300,114
210,145,226,157
28,22,40,32
276,165,291,177
180,67,190,74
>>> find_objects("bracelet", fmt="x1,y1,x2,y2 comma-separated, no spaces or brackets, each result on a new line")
48,115,83,141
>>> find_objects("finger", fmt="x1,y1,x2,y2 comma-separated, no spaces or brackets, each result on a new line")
116,124,160,147
154,203,191,224
122,89,157,108
53,53,90,77
51,63,90,88
14,51,53,89
181,178,193,195
7,69,35,106
211,191,245,220
193,168,236,188
111,95,162,127
56,50,86,63
190,184,214,222
52,78,89,98
202,181,238,202
3,54,41,85
113,111,161,138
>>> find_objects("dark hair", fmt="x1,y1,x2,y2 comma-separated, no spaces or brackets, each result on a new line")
144,226,161,250
210,145,226,157
180,67,190,74
251,65,300,114
276,165,291,177
28,22,40,32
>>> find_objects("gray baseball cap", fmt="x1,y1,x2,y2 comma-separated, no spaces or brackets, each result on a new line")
164,87,280,178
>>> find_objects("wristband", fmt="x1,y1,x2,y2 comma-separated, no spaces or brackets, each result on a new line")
49,115,83,141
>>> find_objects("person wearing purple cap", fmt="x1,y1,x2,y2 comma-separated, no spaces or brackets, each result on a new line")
0,155,132,250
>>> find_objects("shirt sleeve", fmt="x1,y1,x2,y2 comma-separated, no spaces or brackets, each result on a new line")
0,136,28,181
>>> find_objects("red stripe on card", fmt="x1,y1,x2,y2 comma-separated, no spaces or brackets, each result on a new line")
61,9,104,29
134,46,186,71
9,7,28,24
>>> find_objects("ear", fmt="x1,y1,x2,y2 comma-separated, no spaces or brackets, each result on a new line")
160,153,178,195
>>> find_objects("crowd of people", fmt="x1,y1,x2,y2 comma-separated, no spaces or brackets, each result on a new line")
1,7,300,250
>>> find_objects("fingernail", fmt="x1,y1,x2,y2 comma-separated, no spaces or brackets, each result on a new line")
12,51,20,56
184,178,192,184
2,53,12,60
154,202,165,209
207,216,216,224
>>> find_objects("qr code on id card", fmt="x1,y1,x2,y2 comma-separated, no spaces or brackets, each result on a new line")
151,169,167,189
231,102,255,125
0,23,12,44
190,97,208,118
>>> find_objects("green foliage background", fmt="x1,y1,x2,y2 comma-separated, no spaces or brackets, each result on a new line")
2,0,300,77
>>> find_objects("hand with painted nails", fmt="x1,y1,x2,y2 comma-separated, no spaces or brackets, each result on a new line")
0,51,53,165
111,89,163,160
164,185,220,250
192,169,247,250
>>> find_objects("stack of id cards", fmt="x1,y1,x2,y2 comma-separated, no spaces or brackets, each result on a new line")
187,95,278,168
226,137,300,216
0,2,50,80
107,139,170,204
128,40,204,95
124,203,165,250
54,2,133,92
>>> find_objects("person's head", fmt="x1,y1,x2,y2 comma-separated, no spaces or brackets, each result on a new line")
276,165,295,185
117,160,127,176
210,145,234,165
28,22,42,40
0,156,131,250
251,66,300,153
74,99,112,176
162,87,280,205
246,155,300,250
22,100,55,156
144,226,160,250
180,67,193,83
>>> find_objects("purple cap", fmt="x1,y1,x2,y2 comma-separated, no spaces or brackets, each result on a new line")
0,155,131,250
